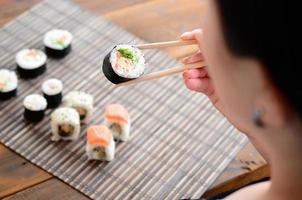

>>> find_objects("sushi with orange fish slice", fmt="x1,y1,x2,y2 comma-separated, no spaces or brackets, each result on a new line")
86,125,115,161
104,104,130,141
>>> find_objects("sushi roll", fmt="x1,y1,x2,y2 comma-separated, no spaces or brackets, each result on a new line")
50,107,80,141
42,78,63,108
102,45,146,84
44,29,73,58
104,104,130,141
23,94,47,122
86,125,115,161
0,69,18,100
63,91,93,124
16,49,47,78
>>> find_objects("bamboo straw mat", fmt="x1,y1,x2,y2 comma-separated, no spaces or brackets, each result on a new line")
0,0,248,199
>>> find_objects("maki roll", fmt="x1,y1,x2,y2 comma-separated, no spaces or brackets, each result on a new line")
42,78,63,108
44,29,73,58
63,91,93,124
0,69,18,100
16,49,47,78
50,107,80,141
23,94,47,122
86,125,115,161
104,104,130,141
102,45,146,84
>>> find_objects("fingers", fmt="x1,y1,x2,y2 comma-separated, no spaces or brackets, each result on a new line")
180,29,203,44
181,51,204,64
184,77,214,95
183,68,207,79
181,29,213,96
184,79,214,96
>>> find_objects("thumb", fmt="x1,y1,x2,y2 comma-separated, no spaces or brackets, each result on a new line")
180,29,203,44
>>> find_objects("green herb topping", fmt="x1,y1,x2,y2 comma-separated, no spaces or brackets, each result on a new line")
118,48,135,60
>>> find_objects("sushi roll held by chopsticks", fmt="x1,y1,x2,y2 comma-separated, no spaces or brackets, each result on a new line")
102,45,146,84
86,125,115,161
50,107,80,141
102,40,205,86
104,104,130,141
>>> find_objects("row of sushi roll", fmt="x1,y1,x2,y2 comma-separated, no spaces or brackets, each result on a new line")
49,104,130,161
0,69,127,162
85,104,130,161
23,85,94,123
0,29,72,101
50,91,94,141
22,78,64,122
16,29,73,79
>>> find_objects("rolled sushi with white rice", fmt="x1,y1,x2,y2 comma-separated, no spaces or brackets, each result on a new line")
44,29,73,58
16,49,47,78
63,91,93,124
102,45,146,84
42,78,63,108
0,69,18,100
51,107,80,141
104,104,130,141
86,125,115,161
23,94,47,122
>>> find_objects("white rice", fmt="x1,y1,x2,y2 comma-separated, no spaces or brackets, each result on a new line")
16,49,47,70
104,120,131,142
86,139,115,161
23,94,47,111
0,69,18,93
42,78,63,95
109,45,146,78
44,29,73,50
63,91,94,123
50,107,80,141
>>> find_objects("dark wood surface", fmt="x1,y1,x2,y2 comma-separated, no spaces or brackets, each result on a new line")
0,0,269,199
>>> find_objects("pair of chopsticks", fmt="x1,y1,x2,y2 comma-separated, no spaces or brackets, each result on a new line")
117,39,206,87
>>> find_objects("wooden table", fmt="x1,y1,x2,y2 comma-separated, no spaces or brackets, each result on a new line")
0,0,269,199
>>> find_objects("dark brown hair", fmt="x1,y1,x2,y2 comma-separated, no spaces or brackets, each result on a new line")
215,1,300,116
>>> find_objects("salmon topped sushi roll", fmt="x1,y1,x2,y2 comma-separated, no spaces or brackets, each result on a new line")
86,125,115,161
104,104,130,141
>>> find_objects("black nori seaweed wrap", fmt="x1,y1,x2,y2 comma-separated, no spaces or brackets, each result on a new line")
24,108,45,122
43,93,62,108
17,63,47,79
102,51,135,84
45,45,71,59
0,89,17,101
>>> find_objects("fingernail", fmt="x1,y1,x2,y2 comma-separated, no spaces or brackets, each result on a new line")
180,32,190,38
181,57,188,64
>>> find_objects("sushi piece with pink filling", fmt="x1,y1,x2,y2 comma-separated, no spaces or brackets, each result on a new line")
0,69,18,100
102,45,146,84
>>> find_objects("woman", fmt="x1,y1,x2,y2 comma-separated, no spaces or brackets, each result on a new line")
181,0,300,199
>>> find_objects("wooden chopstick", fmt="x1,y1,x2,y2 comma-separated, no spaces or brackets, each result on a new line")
135,40,197,49
116,61,206,87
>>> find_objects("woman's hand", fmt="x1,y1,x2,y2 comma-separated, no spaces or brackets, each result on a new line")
181,29,247,133
181,29,220,107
